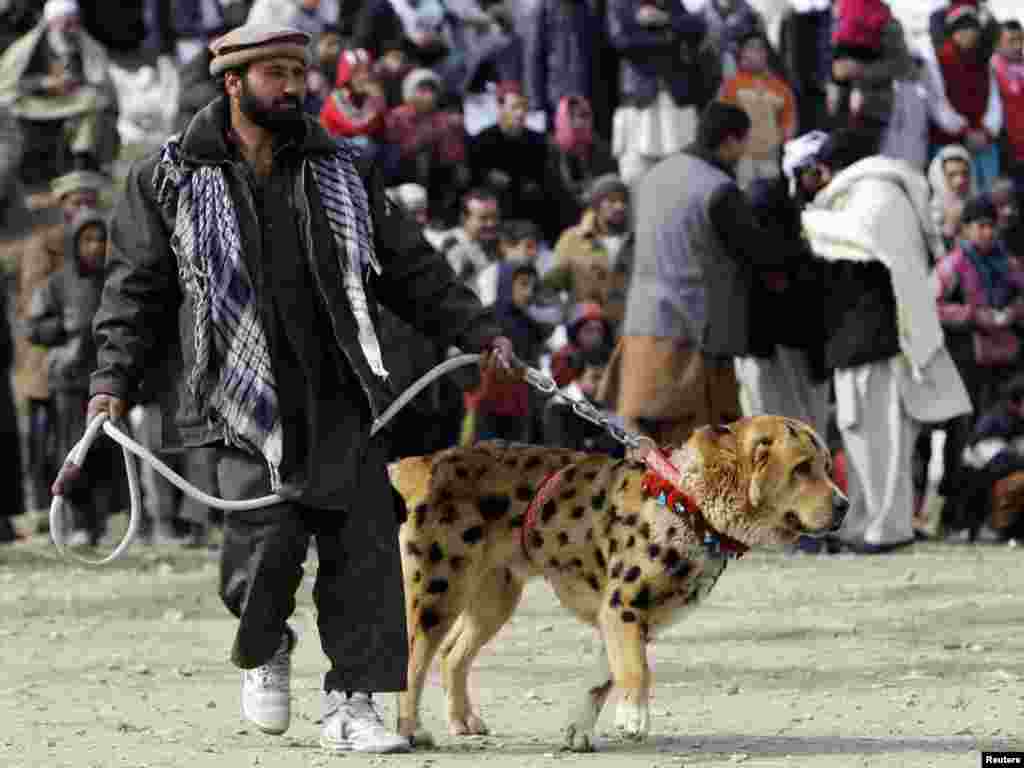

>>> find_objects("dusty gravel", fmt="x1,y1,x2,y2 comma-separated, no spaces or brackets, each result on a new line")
2,524,1022,768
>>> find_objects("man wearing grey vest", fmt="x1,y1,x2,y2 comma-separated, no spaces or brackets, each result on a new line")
606,101,787,447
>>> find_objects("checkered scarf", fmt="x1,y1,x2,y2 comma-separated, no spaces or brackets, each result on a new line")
153,136,387,490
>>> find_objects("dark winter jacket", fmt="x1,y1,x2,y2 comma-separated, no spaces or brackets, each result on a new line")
27,209,107,392
91,96,501,462
521,0,600,116
608,0,707,108
746,177,828,378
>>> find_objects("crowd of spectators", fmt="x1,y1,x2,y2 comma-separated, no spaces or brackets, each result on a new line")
1,0,1024,552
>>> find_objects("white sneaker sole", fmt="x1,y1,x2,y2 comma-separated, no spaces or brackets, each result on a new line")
319,734,411,754
242,688,290,735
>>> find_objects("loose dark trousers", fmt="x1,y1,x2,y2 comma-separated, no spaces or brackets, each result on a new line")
216,442,410,694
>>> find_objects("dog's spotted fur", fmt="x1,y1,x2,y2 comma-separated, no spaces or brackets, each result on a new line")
389,415,847,750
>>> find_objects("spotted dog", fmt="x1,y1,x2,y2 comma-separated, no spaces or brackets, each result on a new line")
389,415,848,751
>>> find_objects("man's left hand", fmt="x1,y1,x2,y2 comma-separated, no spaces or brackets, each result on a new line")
479,336,521,384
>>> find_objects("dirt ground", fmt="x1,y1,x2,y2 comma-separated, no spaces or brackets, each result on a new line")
1,521,1022,768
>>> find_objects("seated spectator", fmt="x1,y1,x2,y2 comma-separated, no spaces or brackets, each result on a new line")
247,0,336,47
352,0,453,73
990,176,1019,236
826,0,912,153
543,344,624,456
373,39,414,109
550,301,614,388
388,181,430,228
446,188,501,286
992,21,1024,195
928,144,976,250
0,0,120,176
383,67,468,221
544,174,632,327
719,29,797,188
930,5,1003,192
27,209,117,548
305,29,343,115
320,48,388,152
948,373,1024,542
547,94,618,240
467,82,549,233
474,219,541,306
464,263,553,442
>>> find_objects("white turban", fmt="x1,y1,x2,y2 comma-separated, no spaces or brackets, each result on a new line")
44,0,80,22
782,130,830,194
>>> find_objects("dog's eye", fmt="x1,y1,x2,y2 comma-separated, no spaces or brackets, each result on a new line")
712,424,732,436
794,460,813,478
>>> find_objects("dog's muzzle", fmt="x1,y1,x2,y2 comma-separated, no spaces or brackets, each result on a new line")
829,490,849,533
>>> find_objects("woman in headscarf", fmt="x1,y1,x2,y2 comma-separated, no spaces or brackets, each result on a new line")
546,95,618,239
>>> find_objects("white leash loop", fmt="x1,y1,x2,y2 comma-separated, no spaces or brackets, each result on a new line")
50,353,487,566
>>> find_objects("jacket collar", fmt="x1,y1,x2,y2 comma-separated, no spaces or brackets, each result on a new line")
177,96,339,166
684,143,737,179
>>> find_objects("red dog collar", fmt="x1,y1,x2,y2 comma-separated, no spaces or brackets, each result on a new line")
640,451,748,560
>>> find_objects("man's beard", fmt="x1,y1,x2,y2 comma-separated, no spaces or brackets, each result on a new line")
47,26,80,56
239,79,304,131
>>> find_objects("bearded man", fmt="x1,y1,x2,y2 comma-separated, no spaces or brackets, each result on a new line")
0,0,119,174
83,22,513,754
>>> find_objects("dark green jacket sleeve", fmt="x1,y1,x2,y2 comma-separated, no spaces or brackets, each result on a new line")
90,154,180,402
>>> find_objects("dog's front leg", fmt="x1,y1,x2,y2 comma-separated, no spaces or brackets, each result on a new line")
563,634,613,752
601,607,651,742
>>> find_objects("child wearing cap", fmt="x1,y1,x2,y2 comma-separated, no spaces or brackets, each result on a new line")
718,29,796,188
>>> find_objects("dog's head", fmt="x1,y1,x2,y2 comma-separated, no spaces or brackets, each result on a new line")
667,415,848,547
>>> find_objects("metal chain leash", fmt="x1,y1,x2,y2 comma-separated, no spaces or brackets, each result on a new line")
519,362,654,454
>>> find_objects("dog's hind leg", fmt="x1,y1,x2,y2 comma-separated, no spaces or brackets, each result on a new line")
397,593,458,747
563,635,613,752
440,567,524,736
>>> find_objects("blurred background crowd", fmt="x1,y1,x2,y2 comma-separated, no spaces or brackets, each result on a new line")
1,0,1024,555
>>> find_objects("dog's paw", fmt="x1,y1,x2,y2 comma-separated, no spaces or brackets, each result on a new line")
614,700,650,742
563,722,596,752
398,718,435,748
409,727,436,748
448,712,489,736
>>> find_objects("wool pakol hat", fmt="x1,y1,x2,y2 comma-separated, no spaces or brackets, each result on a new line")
44,0,79,22
50,170,110,199
209,23,312,76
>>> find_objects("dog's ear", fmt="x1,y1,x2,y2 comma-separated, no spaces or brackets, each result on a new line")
748,436,774,509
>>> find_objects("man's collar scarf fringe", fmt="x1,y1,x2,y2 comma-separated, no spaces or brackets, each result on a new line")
152,135,387,490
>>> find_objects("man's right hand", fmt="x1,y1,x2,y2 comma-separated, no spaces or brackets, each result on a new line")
86,394,129,424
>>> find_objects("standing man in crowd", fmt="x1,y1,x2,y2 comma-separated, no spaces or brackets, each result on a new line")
603,101,785,446
0,0,120,174
801,131,972,554
11,169,109,528
81,22,511,755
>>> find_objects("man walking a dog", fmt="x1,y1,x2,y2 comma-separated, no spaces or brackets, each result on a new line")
82,22,512,754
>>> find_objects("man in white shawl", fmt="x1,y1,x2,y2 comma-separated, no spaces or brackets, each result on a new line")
0,0,119,173
801,130,972,553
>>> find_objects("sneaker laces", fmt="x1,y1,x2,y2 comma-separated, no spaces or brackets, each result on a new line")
249,633,291,690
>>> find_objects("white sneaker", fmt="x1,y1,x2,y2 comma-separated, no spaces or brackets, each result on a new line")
319,692,410,754
241,628,294,735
